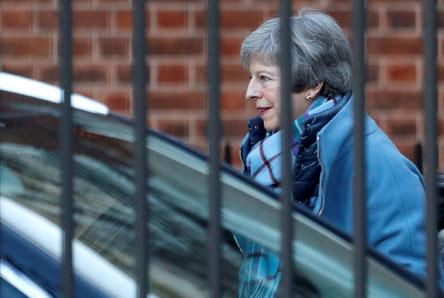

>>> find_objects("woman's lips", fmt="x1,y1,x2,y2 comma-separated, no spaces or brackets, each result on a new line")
257,107,271,116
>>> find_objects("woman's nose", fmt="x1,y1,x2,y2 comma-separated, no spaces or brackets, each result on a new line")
245,79,261,100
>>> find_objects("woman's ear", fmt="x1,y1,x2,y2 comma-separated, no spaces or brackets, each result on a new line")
311,82,324,97
303,82,324,102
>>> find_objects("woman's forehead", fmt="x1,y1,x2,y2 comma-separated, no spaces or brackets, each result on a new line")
248,54,276,67
249,55,279,72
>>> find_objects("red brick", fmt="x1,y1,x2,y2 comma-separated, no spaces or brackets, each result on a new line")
367,64,379,83
1,65,33,78
441,39,444,59
116,10,149,30
38,64,108,83
440,144,444,171
197,118,246,138
2,0,438,165
190,141,208,155
99,37,129,58
439,64,444,82
438,118,444,136
221,91,246,111
196,63,248,83
149,37,203,56
370,0,420,2
221,64,248,82
117,64,132,83
157,64,187,83
116,11,132,29
387,10,416,29
438,90,444,111
157,10,187,29
195,119,209,138
224,140,242,169
385,117,416,137
37,11,57,30
222,10,264,29
395,141,417,163
367,90,421,110
324,10,352,29
195,64,205,82
116,64,151,83
2,0,53,3
73,37,92,57
1,10,33,29
157,119,189,138
103,91,130,113
439,10,444,28
368,37,422,56
73,0,93,4
73,11,110,29
2,36,51,57
223,119,247,138
441,91,444,111
386,64,417,82
149,91,206,110
75,65,108,83
38,65,59,83
325,9,379,29
96,0,129,4
221,36,243,57
195,9,263,29
73,87,94,99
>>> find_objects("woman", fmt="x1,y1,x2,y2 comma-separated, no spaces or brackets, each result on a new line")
236,8,442,296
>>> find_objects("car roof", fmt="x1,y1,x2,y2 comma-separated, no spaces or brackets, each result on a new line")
0,72,108,115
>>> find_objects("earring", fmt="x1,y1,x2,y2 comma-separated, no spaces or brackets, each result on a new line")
305,93,312,102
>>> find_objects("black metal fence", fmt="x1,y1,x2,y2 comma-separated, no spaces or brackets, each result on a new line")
59,1,74,297
57,0,439,297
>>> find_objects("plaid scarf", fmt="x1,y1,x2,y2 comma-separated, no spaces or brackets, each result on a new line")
238,96,336,297
246,97,335,189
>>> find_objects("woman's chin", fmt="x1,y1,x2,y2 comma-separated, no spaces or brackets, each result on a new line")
263,121,279,132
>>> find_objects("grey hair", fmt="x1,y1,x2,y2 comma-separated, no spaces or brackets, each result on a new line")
240,8,352,96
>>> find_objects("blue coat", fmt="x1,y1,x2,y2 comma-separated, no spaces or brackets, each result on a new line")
238,92,443,293
316,94,433,279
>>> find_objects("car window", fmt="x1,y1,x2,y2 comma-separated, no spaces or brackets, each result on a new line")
0,94,242,297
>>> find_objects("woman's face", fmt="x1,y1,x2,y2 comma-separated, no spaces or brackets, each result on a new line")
245,56,311,131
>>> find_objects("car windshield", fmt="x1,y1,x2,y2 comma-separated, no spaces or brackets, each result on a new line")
0,87,426,297
0,92,244,297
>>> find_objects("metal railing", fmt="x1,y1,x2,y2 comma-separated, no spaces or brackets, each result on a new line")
423,0,439,297
59,1,74,297
132,1,149,297
279,0,295,296
56,0,440,297
352,0,367,297
207,1,222,297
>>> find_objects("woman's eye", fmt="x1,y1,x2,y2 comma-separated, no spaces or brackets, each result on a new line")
259,75,270,82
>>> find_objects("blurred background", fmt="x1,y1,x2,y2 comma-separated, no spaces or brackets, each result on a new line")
1,0,443,168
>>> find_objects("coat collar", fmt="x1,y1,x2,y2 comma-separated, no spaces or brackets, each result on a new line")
317,93,378,169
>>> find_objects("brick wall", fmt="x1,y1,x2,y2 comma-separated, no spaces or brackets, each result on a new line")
1,0,443,169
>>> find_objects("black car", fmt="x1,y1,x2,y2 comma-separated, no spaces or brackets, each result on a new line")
0,72,428,297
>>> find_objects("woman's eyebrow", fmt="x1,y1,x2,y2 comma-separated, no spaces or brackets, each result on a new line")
254,69,276,76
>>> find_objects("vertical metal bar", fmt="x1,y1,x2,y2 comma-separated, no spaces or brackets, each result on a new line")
280,1,293,297
132,1,149,297
352,0,367,297
207,0,221,297
415,142,423,173
59,0,74,297
423,0,439,297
